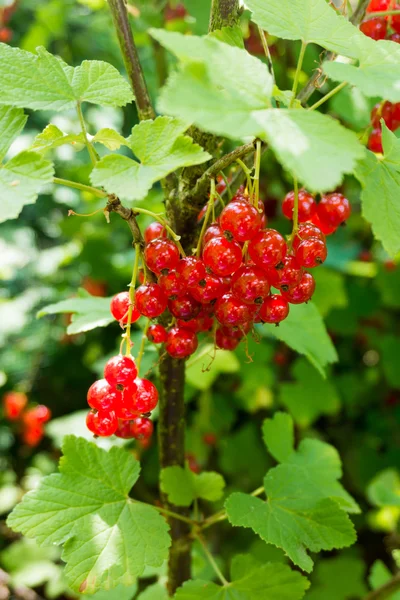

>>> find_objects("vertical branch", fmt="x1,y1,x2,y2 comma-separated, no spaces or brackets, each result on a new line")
209,0,241,31
108,0,155,121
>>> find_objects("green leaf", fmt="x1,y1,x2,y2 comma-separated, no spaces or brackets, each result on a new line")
138,583,168,600
0,151,54,223
91,116,211,201
92,128,129,151
160,465,225,507
279,359,341,427
208,25,244,48
304,554,368,600
245,0,363,58
262,302,338,377
355,125,400,257
0,106,27,161
312,269,347,317
262,412,294,463
1,538,61,589
7,436,170,593
0,43,133,111
380,335,400,388
37,291,114,334
369,561,400,600
368,469,400,508
30,124,84,154
174,558,309,599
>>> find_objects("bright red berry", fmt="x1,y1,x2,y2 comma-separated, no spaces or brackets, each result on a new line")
3,391,28,420
296,238,327,268
371,102,395,130
135,283,168,318
104,355,138,389
219,200,262,242
147,324,168,344
23,405,52,425
282,271,316,304
144,239,180,275
168,294,201,320
215,293,251,326
23,424,44,447
282,189,316,222
203,237,243,277
310,213,337,236
220,322,252,339
130,416,154,440
190,273,228,303
392,5,400,33
177,313,214,333
158,271,185,299
216,328,240,350
86,409,118,437
165,327,199,359
360,17,387,39
293,223,325,250
144,221,166,244
132,378,159,413
367,0,390,11
390,32,400,43
259,295,290,324
176,257,207,287
110,291,140,324
87,379,121,411
114,388,140,421
231,265,270,304
368,128,383,153
266,256,303,291
248,229,287,269
203,224,223,247
317,193,351,228
0,28,12,44
115,419,135,439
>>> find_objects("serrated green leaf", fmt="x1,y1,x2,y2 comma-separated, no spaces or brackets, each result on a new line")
312,269,348,317
368,469,400,508
30,124,84,154
0,106,27,161
262,412,294,463
245,0,363,58
91,116,211,201
92,128,129,150
0,150,54,223
208,25,244,48
38,291,114,334
304,554,368,600
160,466,225,507
7,436,170,593
0,43,133,111
355,125,400,257
369,561,400,600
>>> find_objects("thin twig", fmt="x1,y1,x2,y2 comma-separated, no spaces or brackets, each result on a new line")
258,26,276,86
363,572,400,600
195,534,229,586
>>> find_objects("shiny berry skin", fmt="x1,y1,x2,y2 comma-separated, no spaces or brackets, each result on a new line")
371,102,395,130
130,417,154,440
203,237,243,277
310,213,337,236
368,128,383,153
23,424,44,447
392,103,400,130
293,223,325,250
114,388,140,420
115,419,135,439
144,221,166,244
168,294,201,320
318,193,351,228
248,229,287,269
390,32,400,43
282,271,316,304
367,0,390,12
177,313,214,333
166,326,199,359
392,5,400,33
360,17,387,40
215,293,251,326
86,409,118,436
216,328,240,350
220,322,252,339
135,283,168,318
259,295,290,324
190,274,228,303
158,271,185,299
296,238,327,268
266,256,303,291
231,266,270,304
104,355,138,389
23,405,52,425
133,378,159,413
87,379,120,411
282,189,316,222
219,200,262,242
3,391,28,420
147,324,168,344
203,224,223,247
176,257,206,287
110,291,140,324
144,239,180,275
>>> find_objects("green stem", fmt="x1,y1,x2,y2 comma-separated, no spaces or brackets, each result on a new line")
253,140,261,208
290,41,307,107
308,81,348,111
76,102,98,166
124,244,141,356
54,177,106,198
236,158,253,196
136,319,151,373
200,486,265,531
136,501,194,526
196,178,216,258
195,534,229,587
220,171,232,200
363,572,400,600
288,178,300,247
132,207,186,257
366,8,400,16
257,26,276,86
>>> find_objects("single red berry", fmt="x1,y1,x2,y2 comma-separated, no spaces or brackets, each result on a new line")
177,312,214,333
144,239,180,275
371,101,395,130
216,328,240,350
135,283,168,318
203,432,217,446
144,221,166,244
367,0,390,12
186,452,201,473
219,199,262,242
114,388,140,420
86,409,118,437
158,271,185,299
310,213,337,236
115,419,135,439
390,32,400,43
368,128,383,153
392,103,400,130
296,238,327,268
384,259,397,271
166,327,199,359
196,314,214,332
282,189,316,222
87,379,121,411
0,28,12,43
130,417,154,440
104,355,138,389
203,236,243,277
215,293,251,326
259,295,290,324
132,378,159,413
110,291,140,324
168,294,201,320
23,405,52,425
317,193,351,228
220,322,252,339
392,5,400,33
23,424,44,447
360,17,387,39
266,256,303,291
176,257,207,287
282,271,316,304
216,175,227,195
190,273,228,303
147,324,168,344
231,265,270,304
3,391,28,420
248,229,287,269
203,224,223,247
293,223,326,250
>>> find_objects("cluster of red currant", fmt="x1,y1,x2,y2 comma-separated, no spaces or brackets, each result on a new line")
367,101,400,152
3,391,51,447
360,0,400,40
0,1,17,44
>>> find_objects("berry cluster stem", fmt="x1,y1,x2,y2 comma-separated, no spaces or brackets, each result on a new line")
136,318,150,373
196,178,216,257
308,81,348,111
236,158,253,196
253,140,262,208
76,102,98,166
124,244,141,356
54,177,106,198
132,207,186,257
195,533,229,586
290,41,307,107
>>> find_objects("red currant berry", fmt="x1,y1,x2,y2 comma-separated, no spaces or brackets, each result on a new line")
87,379,120,411
392,103,400,130
158,271,185,299
144,239,180,275
215,293,251,326
203,237,242,277
177,313,213,333
23,405,52,425
114,388,140,420
144,221,166,244
266,256,303,291
165,327,199,359
259,294,289,324
168,294,201,320
104,355,138,389
23,424,44,447
282,189,316,222
392,4,400,33
216,175,227,195
219,200,262,242
282,271,315,304
132,378,159,413
371,101,395,130
115,419,135,439
360,17,387,39
367,0,390,12
296,238,327,268
231,265,270,304
147,324,167,344
248,229,287,269
196,314,214,332
3,391,28,420
203,432,217,445
368,128,383,153
110,291,140,324
293,223,325,250
216,328,240,350
310,213,337,236
190,273,228,303
390,32,400,43
135,283,168,318
317,193,351,228
130,417,153,440
203,224,223,247
176,257,206,287
220,322,252,339
86,409,118,436
0,27,12,44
